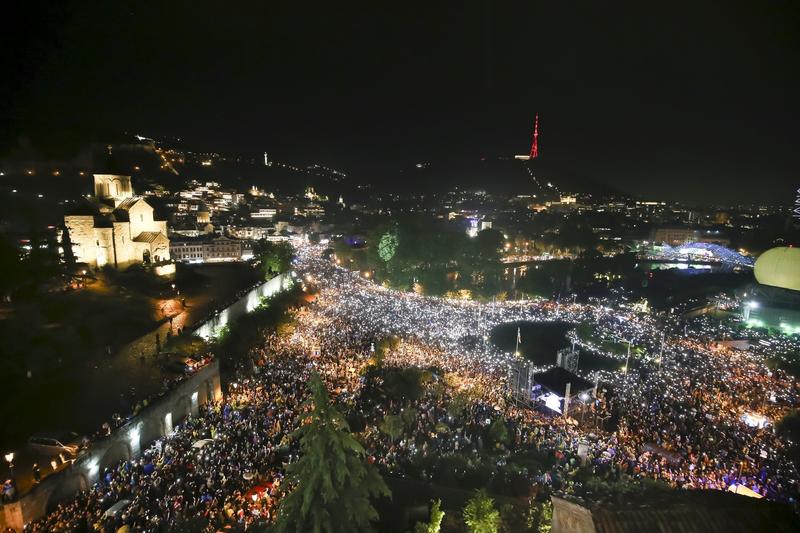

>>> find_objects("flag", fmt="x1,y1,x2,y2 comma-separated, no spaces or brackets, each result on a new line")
517,327,522,344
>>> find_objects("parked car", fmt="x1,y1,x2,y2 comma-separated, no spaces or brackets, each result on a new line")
27,431,82,456
162,356,198,374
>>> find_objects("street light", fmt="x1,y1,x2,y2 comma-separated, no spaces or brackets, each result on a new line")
579,393,590,424
5,452,15,480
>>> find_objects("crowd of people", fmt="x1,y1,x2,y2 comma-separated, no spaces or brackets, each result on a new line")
24,243,800,531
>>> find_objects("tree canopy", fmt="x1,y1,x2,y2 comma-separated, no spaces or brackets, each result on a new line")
414,499,445,533
274,373,390,533
254,239,294,277
463,489,500,533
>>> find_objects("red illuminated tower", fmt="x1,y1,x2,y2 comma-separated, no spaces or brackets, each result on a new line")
529,114,539,159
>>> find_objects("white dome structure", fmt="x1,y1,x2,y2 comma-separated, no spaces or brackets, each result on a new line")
754,247,800,292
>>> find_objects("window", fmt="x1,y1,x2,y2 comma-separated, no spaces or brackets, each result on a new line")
140,214,144,222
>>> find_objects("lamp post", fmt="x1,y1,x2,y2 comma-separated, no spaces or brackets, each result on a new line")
579,392,589,425
4,452,14,481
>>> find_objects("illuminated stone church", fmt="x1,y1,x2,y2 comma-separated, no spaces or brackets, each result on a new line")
64,174,170,269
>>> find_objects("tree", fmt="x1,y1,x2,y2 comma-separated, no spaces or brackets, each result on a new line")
488,418,510,447
776,409,800,468
473,229,503,264
414,499,445,533
463,489,500,533
60,223,76,266
0,233,24,300
377,232,399,262
776,409,800,443
254,240,294,277
274,373,390,533
401,407,418,431
379,414,404,442
382,367,425,402
527,500,552,533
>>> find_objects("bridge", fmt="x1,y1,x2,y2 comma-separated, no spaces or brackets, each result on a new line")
637,242,754,269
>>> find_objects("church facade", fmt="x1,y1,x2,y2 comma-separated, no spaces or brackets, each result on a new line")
64,174,170,269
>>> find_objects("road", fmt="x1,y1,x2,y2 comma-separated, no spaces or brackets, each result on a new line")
2,263,263,495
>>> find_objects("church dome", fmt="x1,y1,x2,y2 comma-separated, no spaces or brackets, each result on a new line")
754,247,800,292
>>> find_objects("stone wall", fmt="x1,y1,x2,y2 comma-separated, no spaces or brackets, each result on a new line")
551,496,596,533
96,227,114,268
63,215,97,266
194,272,293,339
0,360,222,531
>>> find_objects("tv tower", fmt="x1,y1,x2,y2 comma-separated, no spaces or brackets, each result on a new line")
529,114,539,159
514,114,540,160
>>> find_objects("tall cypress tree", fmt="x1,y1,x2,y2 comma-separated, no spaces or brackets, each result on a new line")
274,373,390,533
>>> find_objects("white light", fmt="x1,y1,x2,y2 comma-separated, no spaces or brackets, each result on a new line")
543,392,563,413
129,425,141,446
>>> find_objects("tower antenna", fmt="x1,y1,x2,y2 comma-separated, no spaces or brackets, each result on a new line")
529,114,539,159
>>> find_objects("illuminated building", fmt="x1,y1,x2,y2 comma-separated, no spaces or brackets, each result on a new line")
63,175,170,269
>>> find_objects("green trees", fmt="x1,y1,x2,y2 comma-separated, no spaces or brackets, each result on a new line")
382,367,425,402
414,499,445,533
463,489,500,533
379,414,405,442
377,232,399,262
254,240,294,277
777,409,800,442
274,373,390,533
488,418,510,447
337,219,509,298
777,409,800,467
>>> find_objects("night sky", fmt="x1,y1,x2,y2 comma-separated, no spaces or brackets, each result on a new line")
2,1,798,203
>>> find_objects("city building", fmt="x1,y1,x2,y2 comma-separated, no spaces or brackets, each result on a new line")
250,207,277,219
169,240,205,262
227,226,274,240
170,236,249,263
63,174,170,269
650,227,698,245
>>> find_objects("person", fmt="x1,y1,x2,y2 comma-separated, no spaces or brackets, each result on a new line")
32,464,41,484
2,479,15,502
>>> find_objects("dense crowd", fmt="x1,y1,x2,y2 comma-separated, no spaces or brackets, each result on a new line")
25,243,800,531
